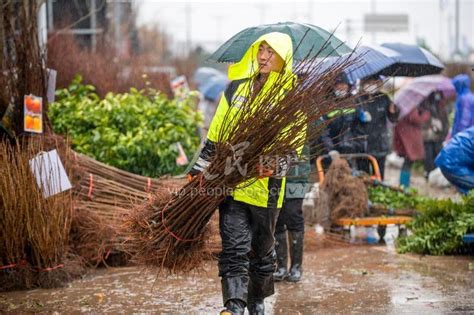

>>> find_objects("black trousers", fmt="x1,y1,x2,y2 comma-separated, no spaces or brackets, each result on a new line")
424,141,443,176
275,198,305,234
218,197,280,306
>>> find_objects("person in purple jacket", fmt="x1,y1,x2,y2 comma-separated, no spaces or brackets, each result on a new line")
451,74,474,137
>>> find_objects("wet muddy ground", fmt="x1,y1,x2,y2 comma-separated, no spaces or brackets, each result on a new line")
1,165,471,314
1,233,473,314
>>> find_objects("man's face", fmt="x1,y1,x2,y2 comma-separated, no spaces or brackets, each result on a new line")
257,41,285,74
335,82,350,93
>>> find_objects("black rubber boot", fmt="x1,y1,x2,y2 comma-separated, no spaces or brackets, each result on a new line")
287,231,304,282
247,299,265,315
273,231,288,281
220,299,246,315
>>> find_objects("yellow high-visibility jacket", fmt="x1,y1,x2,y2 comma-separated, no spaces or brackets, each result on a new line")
198,32,304,208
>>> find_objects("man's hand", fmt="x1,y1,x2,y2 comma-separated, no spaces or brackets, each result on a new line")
187,169,201,182
256,164,274,179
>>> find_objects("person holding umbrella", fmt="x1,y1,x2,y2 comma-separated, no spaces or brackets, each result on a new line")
190,22,350,315
393,99,431,188
189,32,300,315
393,75,456,187
353,75,399,179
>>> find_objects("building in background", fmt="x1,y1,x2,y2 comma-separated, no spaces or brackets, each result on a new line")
45,0,138,57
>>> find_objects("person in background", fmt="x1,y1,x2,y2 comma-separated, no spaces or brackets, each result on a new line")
273,145,310,283
320,76,358,155
353,75,399,180
435,126,474,194
422,91,449,179
198,93,222,139
393,100,431,188
451,74,474,137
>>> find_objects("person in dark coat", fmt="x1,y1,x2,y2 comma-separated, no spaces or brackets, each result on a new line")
393,102,431,188
273,145,310,283
353,76,399,179
320,77,358,155
422,91,449,179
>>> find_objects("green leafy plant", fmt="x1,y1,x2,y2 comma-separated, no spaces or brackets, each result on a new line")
368,186,428,210
396,191,474,255
49,76,202,177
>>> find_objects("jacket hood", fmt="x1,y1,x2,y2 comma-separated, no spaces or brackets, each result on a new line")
452,74,471,96
228,32,294,81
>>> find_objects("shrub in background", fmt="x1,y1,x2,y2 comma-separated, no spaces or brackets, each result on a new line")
49,76,202,177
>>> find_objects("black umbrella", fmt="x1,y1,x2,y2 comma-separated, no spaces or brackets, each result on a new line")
379,43,444,77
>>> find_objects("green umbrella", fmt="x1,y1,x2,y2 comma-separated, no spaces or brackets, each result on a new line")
208,21,351,64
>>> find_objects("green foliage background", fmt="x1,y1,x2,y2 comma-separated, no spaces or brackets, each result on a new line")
396,191,474,255
49,76,202,177
368,186,474,255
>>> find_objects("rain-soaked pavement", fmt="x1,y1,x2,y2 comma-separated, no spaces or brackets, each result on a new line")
1,231,473,314
1,166,472,314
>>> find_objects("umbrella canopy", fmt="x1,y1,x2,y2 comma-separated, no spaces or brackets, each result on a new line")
208,21,351,64
193,67,225,87
394,75,455,119
314,45,401,84
380,43,444,77
345,45,401,84
198,75,228,102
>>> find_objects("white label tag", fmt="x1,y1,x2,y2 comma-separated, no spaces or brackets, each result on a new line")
29,149,72,198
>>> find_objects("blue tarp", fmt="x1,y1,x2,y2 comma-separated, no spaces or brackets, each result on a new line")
435,126,474,193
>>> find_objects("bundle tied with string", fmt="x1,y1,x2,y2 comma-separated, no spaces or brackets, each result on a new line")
0,137,73,291
124,36,360,273
69,152,186,266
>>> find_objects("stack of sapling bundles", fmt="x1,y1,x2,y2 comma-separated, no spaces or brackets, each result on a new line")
0,139,73,291
72,152,186,194
70,154,186,266
124,39,359,273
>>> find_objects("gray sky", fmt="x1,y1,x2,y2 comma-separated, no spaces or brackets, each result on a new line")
136,0,474,61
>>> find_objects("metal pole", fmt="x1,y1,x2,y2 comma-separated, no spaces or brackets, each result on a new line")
114,1,121,56
345,19,352,47
0,0,4,61
38,2,48,53
307,0,313,23
455,0,460,54
438,0,443,58
214,15,223,43
47,0,54,31
185,2,191,55
371,0,376,44
90,0,97,52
